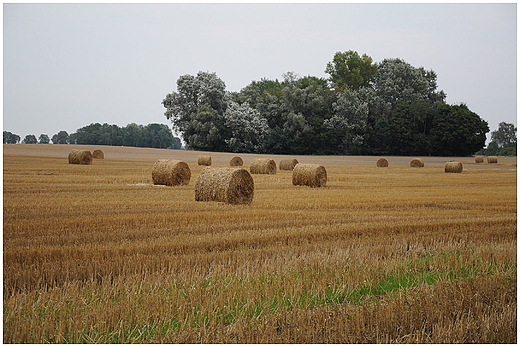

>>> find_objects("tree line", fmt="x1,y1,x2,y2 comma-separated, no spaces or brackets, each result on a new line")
3,123,182,149
162,51,500,157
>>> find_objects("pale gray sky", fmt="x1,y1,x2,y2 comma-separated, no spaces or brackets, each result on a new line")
3,3,517,143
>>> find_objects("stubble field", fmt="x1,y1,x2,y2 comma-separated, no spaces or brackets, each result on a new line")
3,145,517,343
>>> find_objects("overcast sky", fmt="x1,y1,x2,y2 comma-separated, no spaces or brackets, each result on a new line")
3,3,517,144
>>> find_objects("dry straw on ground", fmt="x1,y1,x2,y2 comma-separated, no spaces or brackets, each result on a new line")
195,167,254,204
487,156,498,164
377,158,389,167
475,156,484,163
410,158,424,167
198,156,212,166
68,149,93,165
229,156,243,166
152,159,191,186
250,158,277,174
279,158,299,170
292,163,327,187
92,149,104,159
445,161,463,173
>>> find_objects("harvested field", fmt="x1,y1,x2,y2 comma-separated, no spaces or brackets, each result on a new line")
3,144,517,344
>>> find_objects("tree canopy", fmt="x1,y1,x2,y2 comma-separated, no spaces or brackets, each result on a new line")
163,52,491,156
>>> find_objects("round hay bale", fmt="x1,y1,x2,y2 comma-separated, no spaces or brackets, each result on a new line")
292,163,327,188
250,158,277,174
487,156,498,164
229,156,243,166
68,149,93,165
279,158,299,170
152,159,191,186
376,157,389,167
198,156,212,166
195,167,254,204
445,161,463,173
475,156,484,163
410,158,424,167
92,149,104,159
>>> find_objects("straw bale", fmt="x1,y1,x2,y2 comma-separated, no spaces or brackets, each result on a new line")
198,156,212,166
279,158,299,170
487,156,498,164
410,158,424,167
445,161,463,173
229,156,243,166
152,159,191,186
68,149,93,165
376,158,389,167
195,167,254,204
250,158,277,174
475,156,484,163
92,149,104,159
292,163,327,188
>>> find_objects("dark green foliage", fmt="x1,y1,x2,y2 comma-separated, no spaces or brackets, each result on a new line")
73,122,178,149
325,50,378,92
429,103,489,156
162,53,491,156
3,131,20,144
23,134,38,144
38,134,50,144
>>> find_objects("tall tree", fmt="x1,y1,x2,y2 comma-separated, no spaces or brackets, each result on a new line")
51,131,69,144
224,101,269,153
325,50,378,92
324,88,369,154
429,103,489,156
162,71,228,150
491,122,517,149
373,58,446,114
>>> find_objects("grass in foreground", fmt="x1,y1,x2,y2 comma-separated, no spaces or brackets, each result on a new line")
3,154,517,343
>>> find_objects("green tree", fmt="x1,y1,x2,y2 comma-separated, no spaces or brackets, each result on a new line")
162,71,228,150
324,88,369,154
38,134,50,144
373,58,446,113
325,50,378,92
170,136,182,150
224,101,269,153
51,131,69,144
491,122,517,149
429,103,489,156
4,131,20,144
144,123,174,149
122,123,144,147
23,134,37,144
183,105,224,151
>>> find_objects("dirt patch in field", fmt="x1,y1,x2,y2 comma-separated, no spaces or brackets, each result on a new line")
3,144,516,169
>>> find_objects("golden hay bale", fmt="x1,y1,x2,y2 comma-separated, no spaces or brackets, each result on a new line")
292,163,327,187
487,156,498,164
92,149,104,159
198,156,212,166
195,167,254,204
152,159,191,186
475,156,484,163
279,158,299,170
376,158,389,167
229,156,243,166
250,158,277,174
410,158,424,167
445,161,463,173
68,149,93,165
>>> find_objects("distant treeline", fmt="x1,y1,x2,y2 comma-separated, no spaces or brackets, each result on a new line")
163,51,495,157
3,123,182,149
